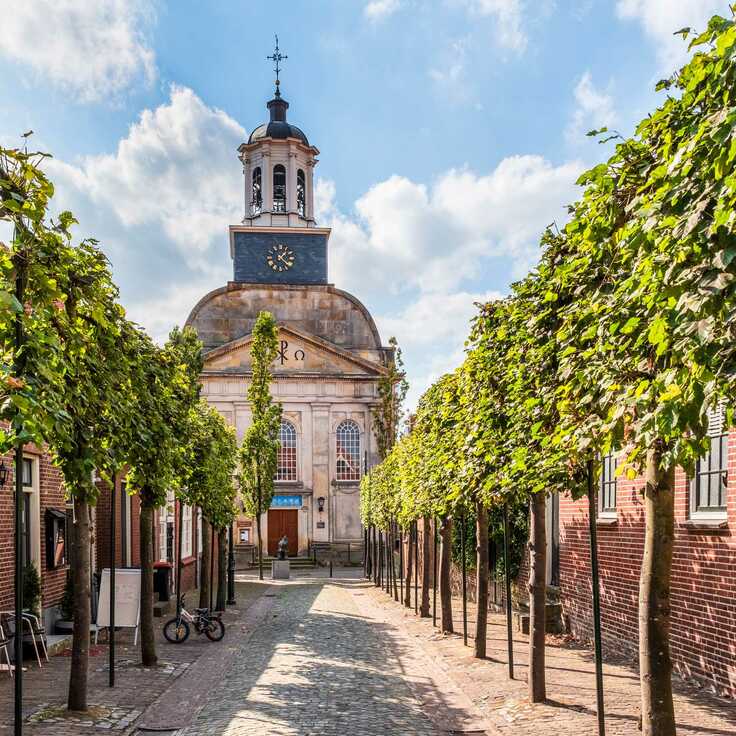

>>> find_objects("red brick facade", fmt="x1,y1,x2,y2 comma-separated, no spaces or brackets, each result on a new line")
558,434,736,698
0,446,68,624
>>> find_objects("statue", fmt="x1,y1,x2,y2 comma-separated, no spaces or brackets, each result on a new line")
277,535,288,560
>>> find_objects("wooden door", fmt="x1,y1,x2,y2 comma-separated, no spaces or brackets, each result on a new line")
267,510,299,556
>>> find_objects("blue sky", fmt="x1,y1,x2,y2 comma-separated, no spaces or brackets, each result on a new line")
0,0,728,407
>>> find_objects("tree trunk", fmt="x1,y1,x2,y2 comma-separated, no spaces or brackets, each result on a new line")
67,497,91,711
528,493,547,703
420,515,431,617
139,502,157,667
639,443,676,736
439,515,454,633
216,527,227,612
475,503,489,658
256,515,264,581
404,526,413,608
199,520,211,609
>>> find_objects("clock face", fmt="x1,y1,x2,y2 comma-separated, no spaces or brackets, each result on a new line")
266,243,295,272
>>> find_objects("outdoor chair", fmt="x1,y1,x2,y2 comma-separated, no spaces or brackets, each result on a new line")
0,619,12,677
0,612,48,668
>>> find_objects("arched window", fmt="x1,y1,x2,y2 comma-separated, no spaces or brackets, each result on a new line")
273,164,286,213
336,420,361,481
251,167,262,215
297,169,306,217
276,420,297,481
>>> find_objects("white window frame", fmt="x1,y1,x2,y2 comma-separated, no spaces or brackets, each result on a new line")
690,404,729,521
276,419,298,483
158,490,175,561
21,456,41,570
335,419,362,482
598,451,618,519
181,504,193,558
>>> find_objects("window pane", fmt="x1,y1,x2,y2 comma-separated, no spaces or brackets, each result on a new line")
22,458,33,486
599,452,617,513
692,432,728,512
276,420,297,481
336,420,361,481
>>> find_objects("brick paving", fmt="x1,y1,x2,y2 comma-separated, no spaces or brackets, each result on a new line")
0,582,264,735
182,572,488,736
365,578,736,736
3,571,734,735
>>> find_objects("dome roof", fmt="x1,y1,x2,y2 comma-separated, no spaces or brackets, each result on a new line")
248,121,309,145
247,94,310,147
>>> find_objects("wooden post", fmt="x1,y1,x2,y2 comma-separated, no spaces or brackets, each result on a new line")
414,521,419,615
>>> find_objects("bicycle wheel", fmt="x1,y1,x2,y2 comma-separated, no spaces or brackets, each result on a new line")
163,617,190,643
204,617,225,642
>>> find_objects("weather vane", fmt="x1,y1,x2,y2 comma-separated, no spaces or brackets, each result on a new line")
267,34,287,97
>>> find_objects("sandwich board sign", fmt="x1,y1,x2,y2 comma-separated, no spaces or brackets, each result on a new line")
96,568,141,644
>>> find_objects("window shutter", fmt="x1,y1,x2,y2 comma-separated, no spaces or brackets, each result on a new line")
706,400,727,437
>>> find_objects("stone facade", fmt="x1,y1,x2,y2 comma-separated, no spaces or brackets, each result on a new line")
188,284,388,556
186,86,389,558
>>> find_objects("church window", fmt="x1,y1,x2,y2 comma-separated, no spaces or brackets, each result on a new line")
297,169,306,217
276,420,297,481
336,420,361,481
251,167,262,215
273,164,286,213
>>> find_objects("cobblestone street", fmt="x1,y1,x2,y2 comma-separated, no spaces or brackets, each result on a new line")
182,573,486,736
1,571,735,735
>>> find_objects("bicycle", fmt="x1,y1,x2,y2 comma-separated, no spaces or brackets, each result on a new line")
163,595,225,643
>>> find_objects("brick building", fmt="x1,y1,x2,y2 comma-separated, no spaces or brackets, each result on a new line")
0,445,69,632
556,411,736,698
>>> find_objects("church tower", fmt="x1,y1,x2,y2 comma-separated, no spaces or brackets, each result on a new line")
187,38,390,558
230,38,330,285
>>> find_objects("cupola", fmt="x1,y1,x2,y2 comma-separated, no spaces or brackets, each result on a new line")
237,38,319,229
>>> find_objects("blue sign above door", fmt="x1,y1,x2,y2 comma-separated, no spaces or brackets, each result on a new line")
271,495,302,508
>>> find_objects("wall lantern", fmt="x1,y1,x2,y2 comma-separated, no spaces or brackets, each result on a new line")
0,460,8,488
317,496,325,514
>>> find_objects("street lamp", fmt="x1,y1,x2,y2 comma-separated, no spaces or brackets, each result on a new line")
0,461,8,488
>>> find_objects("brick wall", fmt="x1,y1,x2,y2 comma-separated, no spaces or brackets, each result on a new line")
0,446,68,616
558,434,736,698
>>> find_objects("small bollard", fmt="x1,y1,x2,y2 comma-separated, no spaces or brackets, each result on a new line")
329,559,333,578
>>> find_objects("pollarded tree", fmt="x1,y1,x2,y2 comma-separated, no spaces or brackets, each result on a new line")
552,14,736,734
127,326,203,666
457,305,514,659
238,311,282,580
0,148,129,713
48,243,142,712
180,400,238,609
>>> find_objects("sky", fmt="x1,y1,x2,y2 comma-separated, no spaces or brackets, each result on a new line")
0,0,728,408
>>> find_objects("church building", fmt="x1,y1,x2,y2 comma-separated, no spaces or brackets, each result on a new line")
185,57,390,558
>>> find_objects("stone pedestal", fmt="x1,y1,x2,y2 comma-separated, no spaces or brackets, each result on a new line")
272,560,291,580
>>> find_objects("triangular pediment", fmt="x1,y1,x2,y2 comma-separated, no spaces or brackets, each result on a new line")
203,325,387,376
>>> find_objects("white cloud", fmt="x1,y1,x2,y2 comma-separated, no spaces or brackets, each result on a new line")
429,37,471,94
616,0,724,72
566,71,617,143
364,0,402,22
377,290,503,410
48,85,244,272
0,0,157,102
460,0,528,53
318,155,582,299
